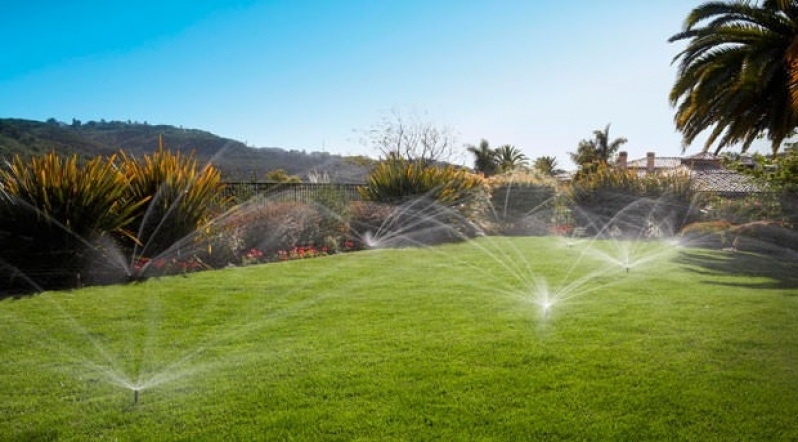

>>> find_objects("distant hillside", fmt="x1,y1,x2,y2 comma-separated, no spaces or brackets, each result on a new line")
0,118,374,183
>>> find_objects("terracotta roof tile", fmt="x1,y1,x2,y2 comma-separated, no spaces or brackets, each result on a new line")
621,152,763,193
690,170,762,193
626,157,682,169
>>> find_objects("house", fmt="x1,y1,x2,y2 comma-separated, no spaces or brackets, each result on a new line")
616,151,763,195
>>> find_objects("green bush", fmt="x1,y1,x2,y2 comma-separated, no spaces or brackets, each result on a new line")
694,193,782,224
679,220,733,249
484,173,558,235
0,152,145,291
347,197,482,247
681,219,798,254
731,150,798,227
357,160,487,244
567,166,694,236
120,146,229,259
730,221,798,255
311,185,351,247
780,191,798,227
0,146,230,290
359,159,486,206
348,201,394,234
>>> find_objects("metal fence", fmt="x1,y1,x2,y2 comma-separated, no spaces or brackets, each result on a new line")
220,182,364,204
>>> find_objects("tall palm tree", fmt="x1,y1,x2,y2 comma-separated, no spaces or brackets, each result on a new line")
569,124,627,170
495,144,529,173
466,139,499,176
593,124,627,163
669,0,798,155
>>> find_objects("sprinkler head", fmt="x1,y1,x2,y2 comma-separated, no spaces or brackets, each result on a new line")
542,301,553,318
133,388,139,404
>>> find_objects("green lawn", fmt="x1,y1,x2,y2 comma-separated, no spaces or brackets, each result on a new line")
1,236,797,440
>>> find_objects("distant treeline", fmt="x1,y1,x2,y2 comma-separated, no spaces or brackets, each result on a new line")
0,118,374,183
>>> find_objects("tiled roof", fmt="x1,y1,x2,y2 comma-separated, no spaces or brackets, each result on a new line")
683,152,718,161
622,152,762,193
626,157,682,169
690,170,763,193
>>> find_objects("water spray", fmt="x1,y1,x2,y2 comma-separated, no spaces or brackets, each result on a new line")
542,301,553,318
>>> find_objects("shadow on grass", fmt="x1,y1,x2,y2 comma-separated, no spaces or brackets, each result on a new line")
675,247,798,291
0,287,40,301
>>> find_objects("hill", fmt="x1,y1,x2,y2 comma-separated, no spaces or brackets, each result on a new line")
0,118,374,183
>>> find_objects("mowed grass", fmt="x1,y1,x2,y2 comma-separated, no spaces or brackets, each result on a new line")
1,236,797,440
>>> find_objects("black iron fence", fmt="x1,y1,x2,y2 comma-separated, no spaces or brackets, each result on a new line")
221,182,364,204
218,182,796,225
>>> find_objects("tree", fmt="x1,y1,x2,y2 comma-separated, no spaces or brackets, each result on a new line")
533,155,559,176
669,0,798,155
569,124,627,171
363,108,457,165
264,169,301,183
495,144,529,173
466,139,499,176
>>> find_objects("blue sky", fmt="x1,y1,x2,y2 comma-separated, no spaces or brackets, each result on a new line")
1,1,755,167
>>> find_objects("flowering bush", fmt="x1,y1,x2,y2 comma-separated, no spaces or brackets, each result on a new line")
242,248,265,265
198,200,360,266
551,224,574,236
275,245,328,261
132,254,211,278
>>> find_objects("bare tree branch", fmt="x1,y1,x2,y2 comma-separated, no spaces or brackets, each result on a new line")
363,108,458,165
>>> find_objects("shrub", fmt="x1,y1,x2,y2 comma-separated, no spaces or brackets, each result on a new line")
0,152,146,291
359,159,486,207
347,197,481,247
349,201,395,236
680,220,732,249
680,220,798,255
567,166,694,236
730,221,798,255
208,201,325,265
780,191,798,227
730,150,798,227
694,193,782,224
120,146,229,259
311,184,351,247
484,173,558,235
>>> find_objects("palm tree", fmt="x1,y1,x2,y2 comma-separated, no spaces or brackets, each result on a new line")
495,144,529,173
594,124,627,163
669,0,798,155
533,155,559,176
569,124,627,170
466,139,499,176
